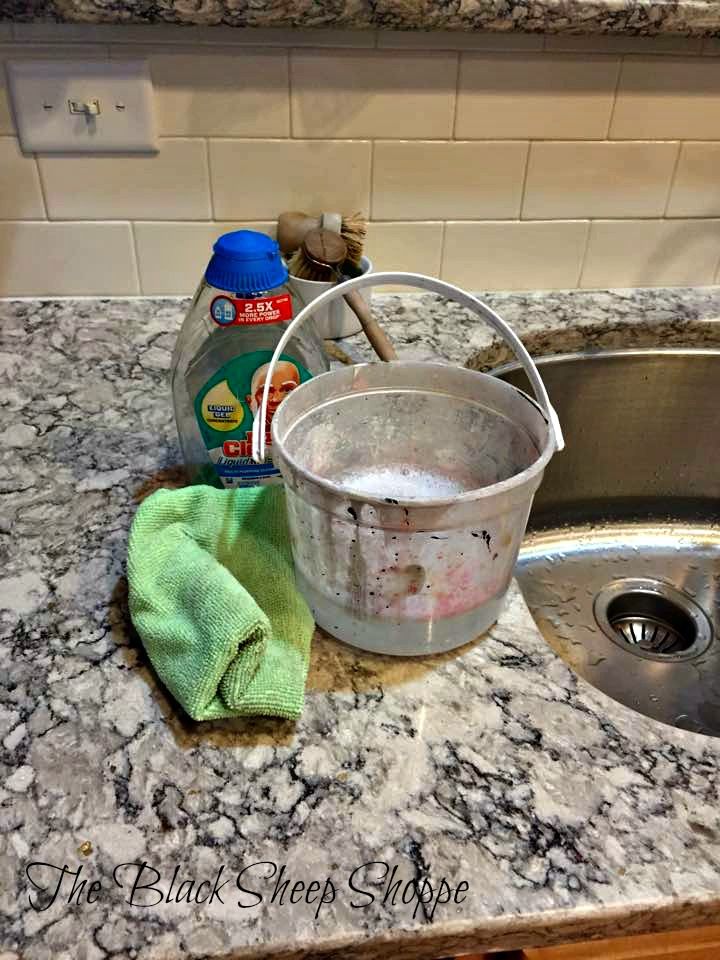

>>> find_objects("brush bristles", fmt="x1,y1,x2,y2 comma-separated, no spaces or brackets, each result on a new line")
288,247,335,282
286,212,367,275
340,212,367,267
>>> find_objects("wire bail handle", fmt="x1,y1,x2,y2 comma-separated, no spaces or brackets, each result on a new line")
252,271,564,463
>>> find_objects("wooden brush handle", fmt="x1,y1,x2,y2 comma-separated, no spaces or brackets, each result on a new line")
343,289,398,362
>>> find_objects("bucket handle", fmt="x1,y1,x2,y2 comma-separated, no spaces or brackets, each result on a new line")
252,272,564,463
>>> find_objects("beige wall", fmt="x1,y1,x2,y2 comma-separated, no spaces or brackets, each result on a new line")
2,23,720,295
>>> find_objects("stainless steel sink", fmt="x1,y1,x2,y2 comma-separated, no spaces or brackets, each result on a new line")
497,349,720,738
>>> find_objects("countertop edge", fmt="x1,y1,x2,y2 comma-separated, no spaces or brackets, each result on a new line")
4,0,720,37
225,893,720,959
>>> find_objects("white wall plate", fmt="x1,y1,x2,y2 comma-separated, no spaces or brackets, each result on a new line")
7,59,158,153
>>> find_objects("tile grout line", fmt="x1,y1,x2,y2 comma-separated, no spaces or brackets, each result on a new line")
517,141,532,220
662,140,683,218
364,218,447,224
438,220,448,279
6,212,720,228
575,219,593,289
286,48,293,138
33,154,50,221
4,214,718,224
129,220,143,294
146,135,720,143
368,140,376,220
604,53,625,139
1,216,230,223
204,136,216,220
451,51,461,140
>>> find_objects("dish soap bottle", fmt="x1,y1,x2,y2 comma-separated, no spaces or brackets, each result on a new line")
171,229,328,487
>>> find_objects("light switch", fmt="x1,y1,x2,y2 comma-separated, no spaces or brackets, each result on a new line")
7,60,158,153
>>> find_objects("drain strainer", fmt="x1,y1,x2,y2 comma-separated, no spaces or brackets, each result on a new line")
594,578,713,662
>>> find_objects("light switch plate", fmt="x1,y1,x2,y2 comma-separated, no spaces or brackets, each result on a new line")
7,60,158,153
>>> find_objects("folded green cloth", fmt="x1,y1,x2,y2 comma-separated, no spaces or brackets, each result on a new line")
127,484,314,721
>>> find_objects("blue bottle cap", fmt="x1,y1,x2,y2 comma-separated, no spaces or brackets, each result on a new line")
205,230,288,295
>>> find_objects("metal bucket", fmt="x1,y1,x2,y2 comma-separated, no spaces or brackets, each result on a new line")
252,273,564,656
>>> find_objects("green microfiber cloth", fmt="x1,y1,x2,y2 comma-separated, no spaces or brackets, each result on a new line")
127,484,314,721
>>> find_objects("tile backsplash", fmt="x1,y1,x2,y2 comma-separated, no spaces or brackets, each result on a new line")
2,24,720,295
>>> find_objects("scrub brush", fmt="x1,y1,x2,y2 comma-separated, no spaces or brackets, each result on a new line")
289,228,396,362
277,211,366,267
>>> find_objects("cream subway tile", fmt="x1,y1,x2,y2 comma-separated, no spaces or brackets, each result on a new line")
581,219,720,288
442,220,589,290
38,139,210,220
0,138,45,219
134,221,275,295
209,138,371,220
372,140,527,220
610,57,720,140
544,35,703,55
0,44,108,135
522,141,679,219
377,30,543,51
456,53,620,140
290,49,457,139
365,222,443,277
16,23,375,46
0,221,138,295
667,143,720,217
143,50,289,137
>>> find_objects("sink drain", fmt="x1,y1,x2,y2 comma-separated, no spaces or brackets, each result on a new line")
594,578,713,662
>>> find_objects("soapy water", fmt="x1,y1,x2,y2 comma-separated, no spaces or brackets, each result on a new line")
337,464,470,501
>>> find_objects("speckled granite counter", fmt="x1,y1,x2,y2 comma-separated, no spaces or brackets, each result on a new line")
6,0,720,35
2,287,720,960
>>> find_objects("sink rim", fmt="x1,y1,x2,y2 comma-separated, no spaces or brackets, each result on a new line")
492,344,720,379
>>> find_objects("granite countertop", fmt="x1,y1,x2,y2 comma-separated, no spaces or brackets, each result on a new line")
2,287,720,960
5,0,720,35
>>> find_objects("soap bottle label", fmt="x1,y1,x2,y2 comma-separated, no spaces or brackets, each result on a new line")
193,350,311,487
210,294,293,327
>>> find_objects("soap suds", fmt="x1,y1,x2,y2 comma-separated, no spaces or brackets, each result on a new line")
338,464,470,500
